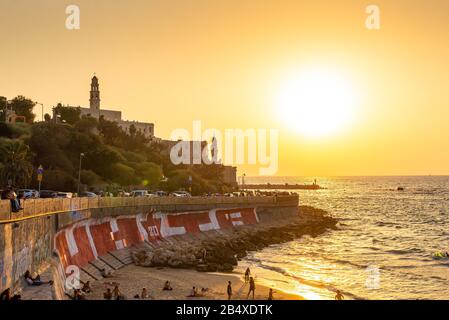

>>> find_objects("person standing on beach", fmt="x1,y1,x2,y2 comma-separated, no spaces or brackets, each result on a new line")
268,288,275,300
227,281,232,300
247,277,255,299
335,290,344,300
141,287,148,299
244,268,251,283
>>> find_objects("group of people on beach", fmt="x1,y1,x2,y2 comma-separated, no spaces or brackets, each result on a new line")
69,280,149,301
225,268,275,300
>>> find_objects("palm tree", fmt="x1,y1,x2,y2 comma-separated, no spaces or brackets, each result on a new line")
0,140,33,187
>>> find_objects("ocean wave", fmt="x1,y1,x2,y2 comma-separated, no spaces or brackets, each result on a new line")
256,262,366,299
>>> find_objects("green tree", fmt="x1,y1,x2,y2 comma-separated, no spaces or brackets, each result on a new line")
0,139,34,187
42,169,77,191
0,96,7,122
53,103,81,125
9,96,36,123
133,162,162,186
98,118,122,145
108,163,137,186
74,115,98,133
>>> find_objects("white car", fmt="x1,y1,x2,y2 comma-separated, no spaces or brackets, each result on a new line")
56,192,73,199
18,189,40,199
171,191,192,197
130,190,153,197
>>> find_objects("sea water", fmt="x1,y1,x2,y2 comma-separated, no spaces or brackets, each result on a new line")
241,176,449,300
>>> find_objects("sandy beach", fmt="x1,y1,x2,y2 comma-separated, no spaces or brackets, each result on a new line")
87,265,303,300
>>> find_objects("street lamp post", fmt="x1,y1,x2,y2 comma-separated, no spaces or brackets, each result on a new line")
77,153,85,196
242,173,246,192
36,102,44,122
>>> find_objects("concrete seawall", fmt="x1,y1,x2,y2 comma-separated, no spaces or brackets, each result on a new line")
0,195,298,297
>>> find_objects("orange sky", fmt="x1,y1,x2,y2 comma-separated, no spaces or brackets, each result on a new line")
1,0,448,176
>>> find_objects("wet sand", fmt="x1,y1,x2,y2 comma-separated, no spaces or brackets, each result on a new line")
88,265,303,300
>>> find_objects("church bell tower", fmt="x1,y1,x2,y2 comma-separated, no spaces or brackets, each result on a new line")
89,75,100,110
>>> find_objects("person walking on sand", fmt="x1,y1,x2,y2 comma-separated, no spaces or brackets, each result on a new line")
335,290,344,300
227,281,232,300
268,288,276,300
247,277,255,299
244,268,251,283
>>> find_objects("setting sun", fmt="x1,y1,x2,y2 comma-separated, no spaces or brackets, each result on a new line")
275,69,358,138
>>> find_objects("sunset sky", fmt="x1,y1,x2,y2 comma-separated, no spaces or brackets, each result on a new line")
1,0,448,176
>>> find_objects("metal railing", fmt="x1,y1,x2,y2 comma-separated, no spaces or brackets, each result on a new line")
0,194,299,224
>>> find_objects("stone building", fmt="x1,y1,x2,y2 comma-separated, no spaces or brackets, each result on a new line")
58,76,155,139
161,139,237,186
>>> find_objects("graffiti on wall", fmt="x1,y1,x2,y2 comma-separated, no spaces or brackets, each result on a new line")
54,207,259,269
0,222,53,292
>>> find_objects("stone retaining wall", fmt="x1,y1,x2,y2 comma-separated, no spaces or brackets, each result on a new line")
0,195,298,295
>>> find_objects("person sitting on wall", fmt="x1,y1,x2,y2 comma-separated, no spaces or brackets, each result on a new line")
163,281,173,291
6,187,22,213
24,270,53,286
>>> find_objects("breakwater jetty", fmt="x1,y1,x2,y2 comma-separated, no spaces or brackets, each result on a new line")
0,194,336,299
241,183,323,190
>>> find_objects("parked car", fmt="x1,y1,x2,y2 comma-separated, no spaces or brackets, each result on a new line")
130,190,150,197
170,191,192,197
79,191,98,198
17,189,40,199
153,190,168,197
55,192,73,199
39,190,58,198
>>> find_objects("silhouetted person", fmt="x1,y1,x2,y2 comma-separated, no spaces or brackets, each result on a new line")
244,268,251,283
335,290,344,300
227,281,232,300
113,285,124,300
247,277,255,299
268,288,275,300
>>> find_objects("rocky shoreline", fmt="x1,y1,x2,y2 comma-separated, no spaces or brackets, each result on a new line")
131,206,338,273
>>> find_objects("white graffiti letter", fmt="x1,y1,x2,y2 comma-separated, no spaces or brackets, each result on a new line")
365,5,380,30
66,5,80,30
65,265,80,290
